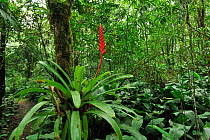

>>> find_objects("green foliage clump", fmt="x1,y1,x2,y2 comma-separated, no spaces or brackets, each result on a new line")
9,60,138,140
0,96,17,138
113,71,210,140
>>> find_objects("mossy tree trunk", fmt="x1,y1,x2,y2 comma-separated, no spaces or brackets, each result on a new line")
0,19,6,130
47,0,74,76
46,1,74,138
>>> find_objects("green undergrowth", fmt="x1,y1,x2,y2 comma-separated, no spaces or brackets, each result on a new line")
2,71,210,140
0,95,18,138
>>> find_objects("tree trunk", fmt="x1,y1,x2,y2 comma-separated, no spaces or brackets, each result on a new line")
0,19,6,130
46,1,74,139
47,0,74,76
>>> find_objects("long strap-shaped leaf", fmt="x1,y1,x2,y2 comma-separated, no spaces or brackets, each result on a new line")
91,73,123,91
71,91,81,108
82,115,88,140
85,100,115,118
66,110,71,140
120,124,147,140
86,110,122,140
73,65,85,91
148,125,174,140
54,116,61,140
71,111,82,140
61,117,69,140
109,104,138,117
39,61,71,92
44,80,69,97
48,60,73,88
10,88,51,102
9,101,49,140
83,73,134,101
83,73,122,100
83,87,134,101
82,71,111,95
103,74,134,85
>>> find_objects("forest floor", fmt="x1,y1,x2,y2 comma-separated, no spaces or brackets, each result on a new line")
3,99,34,140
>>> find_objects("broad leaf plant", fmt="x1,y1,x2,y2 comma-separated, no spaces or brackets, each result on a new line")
9,24,139,140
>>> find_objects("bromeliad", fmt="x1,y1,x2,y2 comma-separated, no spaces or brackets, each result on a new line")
9,23,137,140
95,23,106,77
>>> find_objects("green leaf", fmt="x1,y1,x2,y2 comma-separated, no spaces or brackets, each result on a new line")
71,91,81,108
109,104,138,116
48,59,73,88
66,111,71,139
85,100,115,118
38,95,46,103
9,101,49,140
10,88,51,102
86,110,122,140
89,73,132,96
83,87,134,101
31,116,47,132
204,121,210,128
44,80,69,97
148,118,165,125
198,112,210,119
39,61,70,91
91,73,123,92
0,8,19,27
202,127,210,139
74,65,85,91
83,71,111,95
120,124,147,140
26,132,55,140
171,90,181,98
168,122,190,140
122,135,138,140
54,116,61,139
147,125,174,140
184,110,195,123
104,74,134,85
93,87,135,99
82,115,88,140
61,118,69,140
31,111,53,140
131,115,144,131
9,128,18,140
105,134,119,140
184,110,204,128
71,111,81,140
193,71,200,79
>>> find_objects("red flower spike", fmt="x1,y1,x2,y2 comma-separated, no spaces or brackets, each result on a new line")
95,23,106,78
98,23,106,54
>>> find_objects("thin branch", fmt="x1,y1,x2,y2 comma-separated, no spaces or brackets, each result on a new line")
186,22,210,39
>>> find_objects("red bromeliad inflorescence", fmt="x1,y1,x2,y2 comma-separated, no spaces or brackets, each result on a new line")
98,23,106,56
95,23,106,77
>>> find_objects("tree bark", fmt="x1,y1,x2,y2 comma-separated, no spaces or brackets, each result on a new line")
0,19,6,130
47,0,74,76
46,2,74,139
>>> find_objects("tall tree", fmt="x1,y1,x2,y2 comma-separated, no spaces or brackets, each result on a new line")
0,16,6,126
0,1,8,131
47,0,74,76
0,1,19,129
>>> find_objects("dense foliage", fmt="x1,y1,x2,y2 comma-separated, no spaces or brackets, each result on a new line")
0,0,210,139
